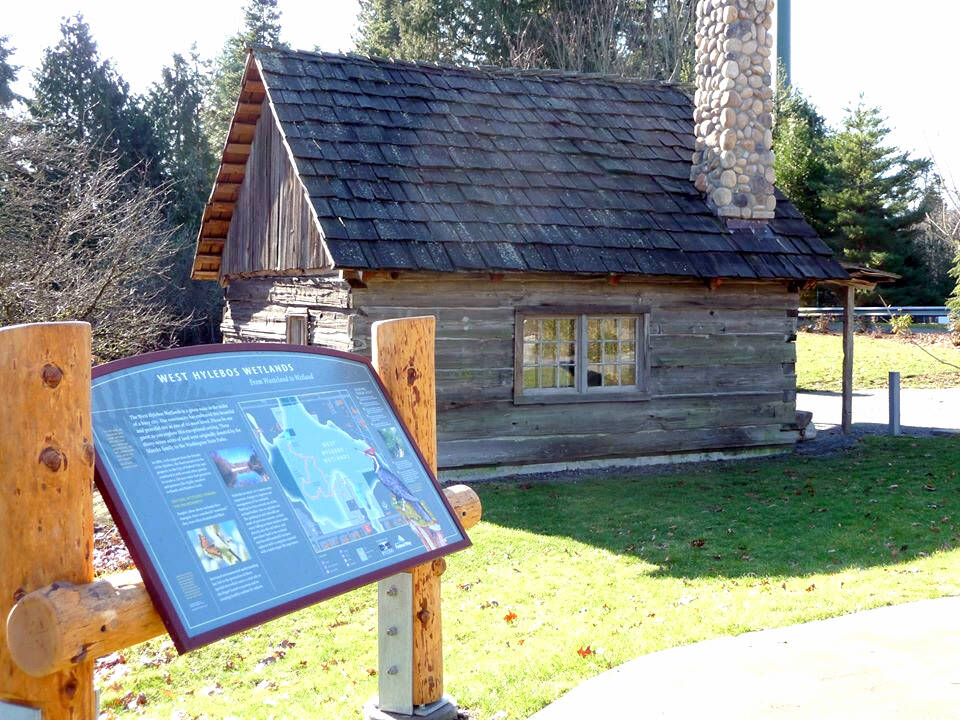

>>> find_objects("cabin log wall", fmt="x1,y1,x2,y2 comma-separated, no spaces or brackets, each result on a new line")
221,276,353,350
348,275,799,467
224,273,800,468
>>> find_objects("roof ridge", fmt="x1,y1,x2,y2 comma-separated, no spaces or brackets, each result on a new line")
251,45,686,91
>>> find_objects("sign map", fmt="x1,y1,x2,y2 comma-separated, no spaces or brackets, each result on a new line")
91,345,469,652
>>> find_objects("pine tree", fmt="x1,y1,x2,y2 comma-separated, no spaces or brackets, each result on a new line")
355,0,403,58
31,15,159,181
949,250,960,314
145,50,215,229
207,0,285,150
0,36,19,108
820,101,931,303
352,0,688,77
144,50,222,343
772,79,831,238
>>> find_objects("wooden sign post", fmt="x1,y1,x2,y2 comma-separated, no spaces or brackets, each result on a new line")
0,322,97,720
368,316,465,720
2,319,480,720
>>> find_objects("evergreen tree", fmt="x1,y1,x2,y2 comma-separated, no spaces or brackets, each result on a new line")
772,80,831,238
207,0,285,150
355,0,403,58
819,101,931,303
145,50,215,228
31,15,159,180
144,50,222,343
949,249,960,314
353,0,693,78
0,36,19,108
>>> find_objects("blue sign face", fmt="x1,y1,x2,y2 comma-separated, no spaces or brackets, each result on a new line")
92,345,469,652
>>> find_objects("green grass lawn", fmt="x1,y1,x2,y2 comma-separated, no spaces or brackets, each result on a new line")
98,436,960,720
797,332,960,391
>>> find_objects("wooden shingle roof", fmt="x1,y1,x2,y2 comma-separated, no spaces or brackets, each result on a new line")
192,47,846,282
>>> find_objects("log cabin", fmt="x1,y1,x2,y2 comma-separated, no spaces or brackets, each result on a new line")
191,2,848,472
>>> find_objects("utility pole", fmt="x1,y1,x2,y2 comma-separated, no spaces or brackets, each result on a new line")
777,0,792,87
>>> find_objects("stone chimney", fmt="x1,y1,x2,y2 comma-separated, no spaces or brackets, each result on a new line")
692,0,776,221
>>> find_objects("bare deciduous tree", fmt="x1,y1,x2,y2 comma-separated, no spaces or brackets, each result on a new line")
0,117,185,361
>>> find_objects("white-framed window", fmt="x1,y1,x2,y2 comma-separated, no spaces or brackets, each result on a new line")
514,307,650,404
285,310,309,345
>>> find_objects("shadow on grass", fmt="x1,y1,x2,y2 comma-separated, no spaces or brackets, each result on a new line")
475,435,960,580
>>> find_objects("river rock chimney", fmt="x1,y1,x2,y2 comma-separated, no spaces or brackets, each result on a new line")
692,0,776,220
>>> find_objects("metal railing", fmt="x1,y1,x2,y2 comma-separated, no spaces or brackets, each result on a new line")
799,306,951,323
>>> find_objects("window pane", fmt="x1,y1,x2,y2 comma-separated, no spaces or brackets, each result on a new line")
587,364,602,387
620,343,635,362
523,342,538,365
603,341,618,359
621,365,636,385
587,342,601,363
523,319,538,343
519,315,578,392
588,318,601,341
540,366,556,387
621,318,637,340
523,368,538,389
602,318,617,340
604,364,619,386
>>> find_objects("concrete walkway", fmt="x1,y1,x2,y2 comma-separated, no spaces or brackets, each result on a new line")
798,388,960,433
531,597,960,719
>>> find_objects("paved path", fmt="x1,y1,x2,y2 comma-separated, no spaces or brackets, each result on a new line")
798,388,960,433
530,597,960,719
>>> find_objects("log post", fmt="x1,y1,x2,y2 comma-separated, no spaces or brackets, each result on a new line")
0,322,96,719
841,285,855,434
371,316,447,709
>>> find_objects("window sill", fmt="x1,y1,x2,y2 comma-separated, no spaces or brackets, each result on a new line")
513,390,652,405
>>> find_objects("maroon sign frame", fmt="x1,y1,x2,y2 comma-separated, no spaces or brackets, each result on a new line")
92,343,470,652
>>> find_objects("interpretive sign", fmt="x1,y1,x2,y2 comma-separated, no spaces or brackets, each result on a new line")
92,344,470,652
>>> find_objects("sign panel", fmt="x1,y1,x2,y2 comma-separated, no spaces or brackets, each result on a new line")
92,344,469,652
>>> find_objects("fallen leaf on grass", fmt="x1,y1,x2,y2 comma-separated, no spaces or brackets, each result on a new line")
366,668,377,676
503,612,517,623
690,539,705,548
805,583,816,592
577,646,594,657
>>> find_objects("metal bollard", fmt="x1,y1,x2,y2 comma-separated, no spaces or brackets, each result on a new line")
889,371,901,436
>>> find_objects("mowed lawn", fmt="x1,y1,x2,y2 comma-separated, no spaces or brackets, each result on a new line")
98,436,960,720
797,332,960,391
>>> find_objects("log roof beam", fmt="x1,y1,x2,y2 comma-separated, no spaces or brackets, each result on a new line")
191,53,266,282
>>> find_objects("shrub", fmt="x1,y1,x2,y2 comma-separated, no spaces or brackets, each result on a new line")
890,314,914,336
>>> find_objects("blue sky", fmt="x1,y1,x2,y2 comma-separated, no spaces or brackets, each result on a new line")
6,0,957,180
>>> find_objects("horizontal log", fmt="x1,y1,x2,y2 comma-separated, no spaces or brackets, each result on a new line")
228,123,256,144
218,163,247,178
5,485,482,678
235,102,262,116
224,143,252,157
438,424,794,468
437,394,791,440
